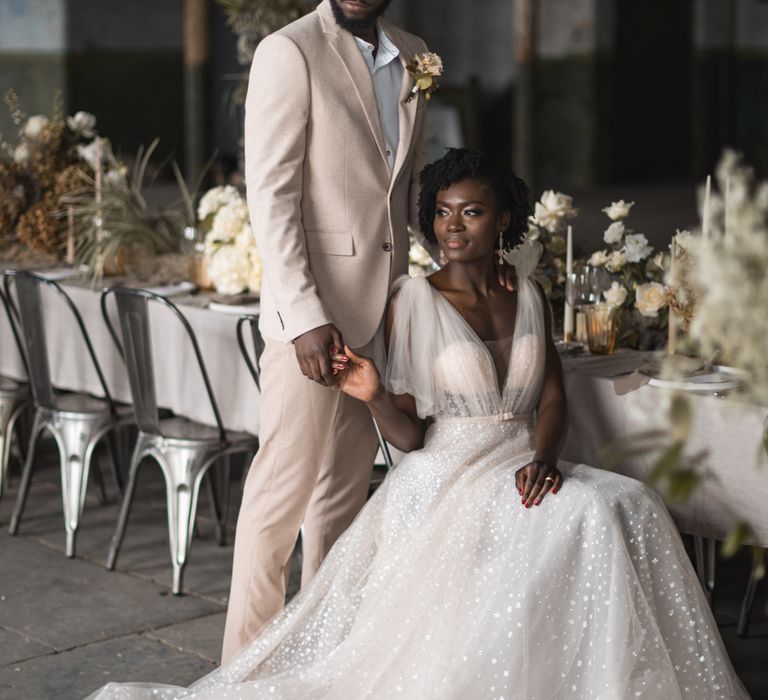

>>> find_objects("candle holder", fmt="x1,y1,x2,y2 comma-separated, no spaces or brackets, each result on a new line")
586,303,617,355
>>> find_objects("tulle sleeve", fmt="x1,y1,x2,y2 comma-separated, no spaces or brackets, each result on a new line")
383,276,440,419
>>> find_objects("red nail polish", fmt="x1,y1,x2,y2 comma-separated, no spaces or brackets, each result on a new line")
521,498,525,504
534,499,540,506
525,503,531,509
553,489,558,494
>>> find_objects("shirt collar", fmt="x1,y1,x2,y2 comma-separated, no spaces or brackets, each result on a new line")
353,24,401,69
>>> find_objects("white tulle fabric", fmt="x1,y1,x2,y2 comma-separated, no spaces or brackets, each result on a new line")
87,254,748,700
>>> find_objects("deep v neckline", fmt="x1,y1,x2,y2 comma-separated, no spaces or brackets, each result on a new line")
425,278,520,397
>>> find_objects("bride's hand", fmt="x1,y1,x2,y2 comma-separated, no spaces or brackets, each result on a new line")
332,345,382,403
515,460,562,508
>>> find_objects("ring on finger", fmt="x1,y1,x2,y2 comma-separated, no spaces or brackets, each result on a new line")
544,476,556,483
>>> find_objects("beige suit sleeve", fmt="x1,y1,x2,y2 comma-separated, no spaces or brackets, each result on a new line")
245,34,332,340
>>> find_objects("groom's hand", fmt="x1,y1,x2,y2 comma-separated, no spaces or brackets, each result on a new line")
293,324,345,386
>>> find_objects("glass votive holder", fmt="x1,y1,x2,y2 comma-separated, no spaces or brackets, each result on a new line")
586,303,617,355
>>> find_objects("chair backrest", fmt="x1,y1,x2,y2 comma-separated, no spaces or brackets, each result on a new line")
236,315,265,391
101,287,226,441
3,270,115,412
0,280,29,379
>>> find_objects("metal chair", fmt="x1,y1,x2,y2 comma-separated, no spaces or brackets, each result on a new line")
4,270,131,556
0,283,31,499
101,288,259,594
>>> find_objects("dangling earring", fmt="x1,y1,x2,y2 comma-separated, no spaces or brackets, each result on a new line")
497,230,505,264
439,249,448,266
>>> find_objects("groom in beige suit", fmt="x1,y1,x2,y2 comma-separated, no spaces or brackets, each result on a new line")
222,0,433,661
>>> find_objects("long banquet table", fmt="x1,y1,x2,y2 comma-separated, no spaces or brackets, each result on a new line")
1,276,766,547
0,277,263,436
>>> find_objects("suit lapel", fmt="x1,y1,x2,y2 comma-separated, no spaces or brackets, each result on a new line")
382,20,419,183
318,1,389,168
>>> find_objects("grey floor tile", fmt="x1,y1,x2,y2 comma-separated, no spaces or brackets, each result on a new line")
0,627,54,666
147,612,226,664
0,634,214,700
0,535,223,651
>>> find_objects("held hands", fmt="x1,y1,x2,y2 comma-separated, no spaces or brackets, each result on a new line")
515,460,562,508
293,324,345,386
330,345,382,403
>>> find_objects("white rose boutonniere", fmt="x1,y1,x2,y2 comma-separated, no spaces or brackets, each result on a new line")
405,52,443,103
635,282,667,317
604,281,628,308
602,200,635,221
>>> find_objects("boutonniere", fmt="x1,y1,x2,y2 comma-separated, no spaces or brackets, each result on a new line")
404,52,443,104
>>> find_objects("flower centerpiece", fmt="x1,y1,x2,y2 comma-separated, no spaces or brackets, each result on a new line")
197,185,263,295
585,200,669,350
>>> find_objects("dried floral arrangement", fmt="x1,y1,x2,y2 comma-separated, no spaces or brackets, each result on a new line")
0,90,96,259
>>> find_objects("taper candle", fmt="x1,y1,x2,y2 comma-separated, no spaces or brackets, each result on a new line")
668,239,678,356
563,225,574,342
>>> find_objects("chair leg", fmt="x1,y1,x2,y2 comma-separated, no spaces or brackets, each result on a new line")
8,412,42,535
91,443,110,506
106,442,144,571
163,462,205,595
2,401,28,495
737,548,765,638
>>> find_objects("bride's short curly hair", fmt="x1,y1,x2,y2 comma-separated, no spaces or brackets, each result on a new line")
418,148,531,249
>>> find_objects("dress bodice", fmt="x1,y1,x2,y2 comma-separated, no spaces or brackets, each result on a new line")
384,273,546,421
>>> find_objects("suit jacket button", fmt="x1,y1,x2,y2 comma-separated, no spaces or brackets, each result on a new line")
382,242,392,252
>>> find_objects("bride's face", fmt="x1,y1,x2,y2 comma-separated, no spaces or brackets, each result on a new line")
434,178,511,265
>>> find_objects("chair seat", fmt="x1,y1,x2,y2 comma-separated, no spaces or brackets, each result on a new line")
53,392,132,417
152,416,257,446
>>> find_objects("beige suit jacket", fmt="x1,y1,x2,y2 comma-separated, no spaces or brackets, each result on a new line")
244,0,432,347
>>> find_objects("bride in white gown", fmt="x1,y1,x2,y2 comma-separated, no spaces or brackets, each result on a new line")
88,150,748,699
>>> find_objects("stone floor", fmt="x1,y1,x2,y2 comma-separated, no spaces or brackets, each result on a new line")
0,438,765,700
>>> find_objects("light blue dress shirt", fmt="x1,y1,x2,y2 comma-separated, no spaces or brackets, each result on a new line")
354,25,404,174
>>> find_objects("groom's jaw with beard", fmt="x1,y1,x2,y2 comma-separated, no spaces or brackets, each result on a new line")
330,0,395,33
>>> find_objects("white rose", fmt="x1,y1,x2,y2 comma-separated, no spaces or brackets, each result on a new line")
197,185,242,221
602,200,635,221
635,282,667,317
603,221,625,245
23,114,49,140
13,142,30,166
66,111,97,138
604,281,628,308
207,245,251,295
605,250,627,272
533,190,577,233
622,233,653,263
211,201,249,242
588,249,609,267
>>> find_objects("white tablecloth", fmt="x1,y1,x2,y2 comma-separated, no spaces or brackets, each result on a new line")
561,350,768,547
0,280,262,435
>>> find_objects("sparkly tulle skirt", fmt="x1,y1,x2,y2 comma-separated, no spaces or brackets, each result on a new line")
87,419,748,699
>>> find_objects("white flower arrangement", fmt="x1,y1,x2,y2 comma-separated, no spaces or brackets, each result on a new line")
622,232,653,263
66,111,97,138
635,282,667,318
408,236,437,278
22,114,49,140
602,200,635,221
604,281,628,308
603,221,625,245
198,185,263,295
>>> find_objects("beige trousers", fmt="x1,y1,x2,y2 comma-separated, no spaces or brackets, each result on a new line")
221,337,378,663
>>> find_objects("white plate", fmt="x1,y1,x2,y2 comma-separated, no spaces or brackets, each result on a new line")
643,365,747,393
207,301,261,315
140,281,197,298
